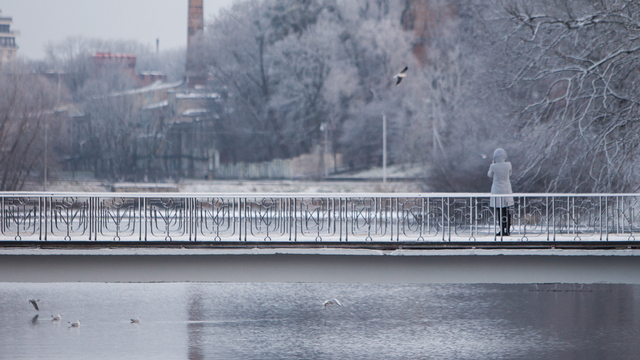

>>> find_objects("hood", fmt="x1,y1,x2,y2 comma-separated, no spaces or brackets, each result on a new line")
493,148,507,163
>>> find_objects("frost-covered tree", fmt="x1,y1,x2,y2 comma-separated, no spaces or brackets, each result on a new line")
200,0,416,166
0,67,58,190
500,0,640,192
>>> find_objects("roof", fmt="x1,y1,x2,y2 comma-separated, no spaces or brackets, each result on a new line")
181,108,208,117
113,80,184,97
143,100,169,110
175,92,219,99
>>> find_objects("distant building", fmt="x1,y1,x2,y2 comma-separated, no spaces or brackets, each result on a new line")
93,52,137,77
0,10,18,64
137,71,168,87
92,52,168,87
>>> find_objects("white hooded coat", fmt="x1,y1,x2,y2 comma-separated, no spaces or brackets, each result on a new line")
488,148,514,207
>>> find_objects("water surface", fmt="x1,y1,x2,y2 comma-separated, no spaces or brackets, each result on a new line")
1,283,639,359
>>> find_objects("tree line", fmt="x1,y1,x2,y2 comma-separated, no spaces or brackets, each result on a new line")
1,0,638,193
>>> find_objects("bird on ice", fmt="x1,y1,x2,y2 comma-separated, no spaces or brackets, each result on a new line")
28,299,40,311
68,320,80,328
323,299,342,308
394,66,408,86
131,317,140,324
51,314,61,321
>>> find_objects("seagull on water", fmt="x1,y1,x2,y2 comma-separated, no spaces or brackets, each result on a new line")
393,66,408,86
29,299,40,311
51,314,61,321
68,320,80,328
323,299,342,308
131,317,140,324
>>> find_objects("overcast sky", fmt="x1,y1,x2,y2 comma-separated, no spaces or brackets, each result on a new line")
1,0,237,60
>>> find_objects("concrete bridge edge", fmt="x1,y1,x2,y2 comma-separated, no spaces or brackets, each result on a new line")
1,248,639,284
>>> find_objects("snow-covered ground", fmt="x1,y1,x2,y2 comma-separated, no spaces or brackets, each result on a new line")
22,179,425,193
19,163,427,193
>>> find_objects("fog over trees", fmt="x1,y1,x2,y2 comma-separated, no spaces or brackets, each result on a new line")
2,0,639,193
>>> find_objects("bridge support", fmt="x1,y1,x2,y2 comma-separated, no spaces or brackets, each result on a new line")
1,248,639,284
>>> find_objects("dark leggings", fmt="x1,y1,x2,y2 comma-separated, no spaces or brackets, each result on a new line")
498,207,511,235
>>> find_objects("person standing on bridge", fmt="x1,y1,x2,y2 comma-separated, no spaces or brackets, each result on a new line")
488,148,514,236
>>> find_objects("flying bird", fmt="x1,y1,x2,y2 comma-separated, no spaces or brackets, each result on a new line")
323,299,342,308
31,314,39,325
51,314,61,321
28,299,40,311
68,320,80,328
394,66,408,86
131,317,140,324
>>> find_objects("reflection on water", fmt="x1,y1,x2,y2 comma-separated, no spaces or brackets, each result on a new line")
188,287,205,360
0,283,639,359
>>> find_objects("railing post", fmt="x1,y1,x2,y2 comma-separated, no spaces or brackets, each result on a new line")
45,196,49,241
338,198,342,241
238,197,242,241
244,197,248,242
288,197,292,241
38,197,43,241
599,196,602,241
621,196,625,235
520,196,523,239
567,195,570,237
193,197,198,242
143,197,147,241
90,197,94,241
421,197,426,241
447,196,451,242
294,197,297,242
389,196,393,241
605,196,609,241
328,198,332,238
427,196,430,235
499,197,503,241
469,196,473,240
546,196,549,241
137,197,141,241
345,198,349,242
552,196,556,241
616,196,620,235
389,198,404,241
441,197,445,242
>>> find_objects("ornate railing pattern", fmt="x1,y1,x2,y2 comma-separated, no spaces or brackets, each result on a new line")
0,193,638,242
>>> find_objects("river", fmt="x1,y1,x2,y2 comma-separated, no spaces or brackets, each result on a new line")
1,282,639,359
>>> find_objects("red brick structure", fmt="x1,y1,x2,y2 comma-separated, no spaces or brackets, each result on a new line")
401,0,457,66
186,0,206,88
93,52,137,77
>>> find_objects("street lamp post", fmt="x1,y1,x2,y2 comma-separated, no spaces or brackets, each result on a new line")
44,120,48,191
382,113,387,183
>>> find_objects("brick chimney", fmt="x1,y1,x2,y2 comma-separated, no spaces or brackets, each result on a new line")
186,0,206,88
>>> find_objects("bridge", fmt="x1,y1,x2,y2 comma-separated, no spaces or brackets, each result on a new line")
1,192,639,284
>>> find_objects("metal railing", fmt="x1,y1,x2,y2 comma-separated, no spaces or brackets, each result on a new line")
0,192,638,242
